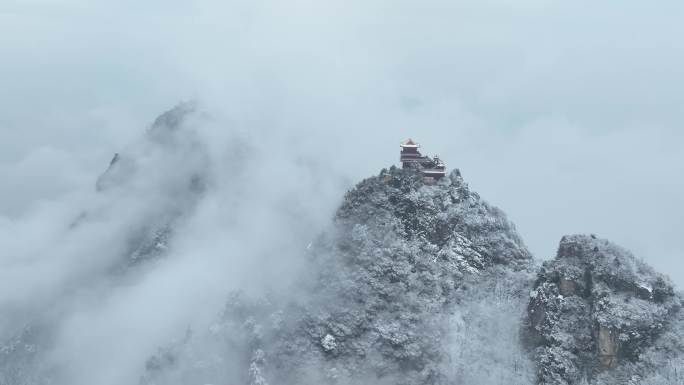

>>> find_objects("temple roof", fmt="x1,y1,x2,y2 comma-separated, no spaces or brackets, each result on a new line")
400,138,420,147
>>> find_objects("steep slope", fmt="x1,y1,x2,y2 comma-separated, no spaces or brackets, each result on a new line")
95,102,209,266
526,235,684,385
0,104,208,385
141,166,536,385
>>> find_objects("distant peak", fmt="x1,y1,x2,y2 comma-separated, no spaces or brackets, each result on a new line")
147,101,198,142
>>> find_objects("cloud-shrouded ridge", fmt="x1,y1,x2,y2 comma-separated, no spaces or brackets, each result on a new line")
2,0,683,282
0,104,350,385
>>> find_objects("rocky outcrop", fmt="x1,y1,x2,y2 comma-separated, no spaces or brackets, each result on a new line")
141,166,535,385
596,326,619,368
526,235,681,385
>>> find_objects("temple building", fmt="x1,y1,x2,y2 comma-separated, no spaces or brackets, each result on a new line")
400,139,446,181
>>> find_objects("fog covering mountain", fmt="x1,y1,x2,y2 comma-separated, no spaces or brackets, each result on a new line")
2,105,684,385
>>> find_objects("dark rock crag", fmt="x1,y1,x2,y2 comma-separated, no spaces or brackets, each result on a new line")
526,235,681,385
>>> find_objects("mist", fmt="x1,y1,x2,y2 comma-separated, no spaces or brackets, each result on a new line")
1,0,683,383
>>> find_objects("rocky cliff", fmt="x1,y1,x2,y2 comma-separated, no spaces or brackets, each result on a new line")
526,235,684,385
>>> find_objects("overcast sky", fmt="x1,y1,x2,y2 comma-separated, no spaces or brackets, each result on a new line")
2,0,683,285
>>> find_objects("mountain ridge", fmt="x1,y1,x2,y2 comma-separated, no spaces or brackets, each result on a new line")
2,105,682,385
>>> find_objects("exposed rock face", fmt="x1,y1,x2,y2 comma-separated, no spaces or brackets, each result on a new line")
558,277,578,297
596,326,618,368
526,235,682,385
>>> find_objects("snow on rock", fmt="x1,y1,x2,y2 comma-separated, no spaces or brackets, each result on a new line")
5,103,684,385
141,166,535,385
321,334,338,352
526,234,682,385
